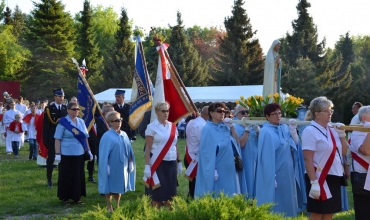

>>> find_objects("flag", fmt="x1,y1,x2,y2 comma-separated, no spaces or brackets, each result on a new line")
129,36,153,130
72,58,98,132
150,42,195,123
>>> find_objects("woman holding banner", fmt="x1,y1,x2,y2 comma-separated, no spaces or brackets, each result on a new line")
144,102,182,208
301,97,348,219
54,102,93,205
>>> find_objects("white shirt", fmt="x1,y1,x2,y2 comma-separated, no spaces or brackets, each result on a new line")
185,116,206,157
3,109,22,127
350,114,361,125
9,122,27,142
15,103,27,115
350,127,370,173
177,118,186,130
23,116,37,139
301,121,344,176
145,119,178,161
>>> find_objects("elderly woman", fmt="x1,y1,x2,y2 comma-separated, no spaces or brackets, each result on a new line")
98,111,135,213
233,104,260,198
144,102,182,208
301,96,348,220
195,102,246,197
255,103,306,217
54,102,93,205
349,105,370,219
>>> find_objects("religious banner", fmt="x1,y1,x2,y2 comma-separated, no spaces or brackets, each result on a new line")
129,36,153,130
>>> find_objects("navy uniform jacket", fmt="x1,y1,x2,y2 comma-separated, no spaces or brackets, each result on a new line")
43,103,67,146
113,103,135,140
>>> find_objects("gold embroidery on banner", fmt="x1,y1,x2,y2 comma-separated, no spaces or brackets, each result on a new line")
316,166,322,172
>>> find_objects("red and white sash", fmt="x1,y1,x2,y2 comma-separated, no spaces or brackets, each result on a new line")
143,123,176,189
351,152,370,191
313,128,337,200
184,145,198,181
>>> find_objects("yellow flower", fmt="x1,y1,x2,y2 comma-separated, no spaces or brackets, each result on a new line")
274,93,279,98
240,96,244,100
268,94,273,99
259,95,263,100
254,95,259,99
247,101,251,106
248,96,252,102
235,100,239,104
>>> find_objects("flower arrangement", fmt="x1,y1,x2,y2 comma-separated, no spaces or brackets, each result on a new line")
235,93,304,118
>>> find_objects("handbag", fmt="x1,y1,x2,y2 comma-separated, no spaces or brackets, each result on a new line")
84,151,90,161
351,172,370,197
231,143,243,171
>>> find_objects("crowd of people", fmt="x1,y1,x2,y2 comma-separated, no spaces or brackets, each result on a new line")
1,89,370,219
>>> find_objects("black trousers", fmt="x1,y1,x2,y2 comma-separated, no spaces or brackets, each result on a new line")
184,155,196,199
46,143,55,181
87,138,96,174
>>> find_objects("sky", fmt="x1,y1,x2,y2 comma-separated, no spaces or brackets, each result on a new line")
7,0,370,54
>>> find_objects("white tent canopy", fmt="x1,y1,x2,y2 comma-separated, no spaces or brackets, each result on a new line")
94,85,263,104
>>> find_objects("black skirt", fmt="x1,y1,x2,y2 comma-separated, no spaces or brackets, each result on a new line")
305,173,342,214
57,155,86,201
145,160,177,201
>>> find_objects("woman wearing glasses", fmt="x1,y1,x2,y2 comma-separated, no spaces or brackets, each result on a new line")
54,102,93,205
98,111,135,212
144,102,181,208
301,97,348,220
233,104,260,198
195,102,246,197
255,103,306,217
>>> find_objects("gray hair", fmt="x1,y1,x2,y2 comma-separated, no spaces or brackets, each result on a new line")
154,102,170,112
358,106,370,123
102,105,114,114
305,96,334,120
234,104,249,114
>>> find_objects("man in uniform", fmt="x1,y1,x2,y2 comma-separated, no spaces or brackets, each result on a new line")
112,89,136,140
43,88,67,187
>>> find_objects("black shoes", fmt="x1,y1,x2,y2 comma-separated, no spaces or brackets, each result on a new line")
88,177,96,183
47,181,53,187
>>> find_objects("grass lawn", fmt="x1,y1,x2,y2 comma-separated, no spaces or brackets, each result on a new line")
0,137,355,219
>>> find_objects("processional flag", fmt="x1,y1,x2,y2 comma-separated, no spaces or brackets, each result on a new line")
150,36,197,123
129,36,153,130
72,58,106,132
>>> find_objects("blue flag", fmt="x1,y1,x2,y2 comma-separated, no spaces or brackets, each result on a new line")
129,36,152,129
76,61,97,132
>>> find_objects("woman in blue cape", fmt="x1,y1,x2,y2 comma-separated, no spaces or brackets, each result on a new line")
195,102,246,197
98,111,136,213
255,103,306,217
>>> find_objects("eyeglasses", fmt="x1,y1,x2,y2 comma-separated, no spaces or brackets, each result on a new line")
69,108,80,111
238,110,249,115
269,112,282,117
161,110,169,113
320,109,334,114
215,109,226,114
111,118,122,123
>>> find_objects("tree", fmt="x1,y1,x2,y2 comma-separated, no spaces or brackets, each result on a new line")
0,0,5,22
76,0,104,91
100,7,135,89
215,0,264,86
0,25,31,81
10,6,27,39
3,6,12,25
167,11,209,86
23,0,76,100
281,0,326,69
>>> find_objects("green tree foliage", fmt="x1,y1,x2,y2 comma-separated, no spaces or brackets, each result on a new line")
281,59,323,106
10,6,27,38
23,0,76,100
101,7,134,89
215,0,264,86
0,25,31,81
76,0,104,92
3,6,12,25
281,0,326,69
167,11,209,86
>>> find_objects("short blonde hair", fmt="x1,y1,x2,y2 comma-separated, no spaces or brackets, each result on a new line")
105,111,120,122
305,96,333,121
154,102,170,112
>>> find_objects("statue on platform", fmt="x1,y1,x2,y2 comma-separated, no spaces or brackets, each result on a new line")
263,40,282,97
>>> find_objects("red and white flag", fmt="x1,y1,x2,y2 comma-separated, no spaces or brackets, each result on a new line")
150,43,194,123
